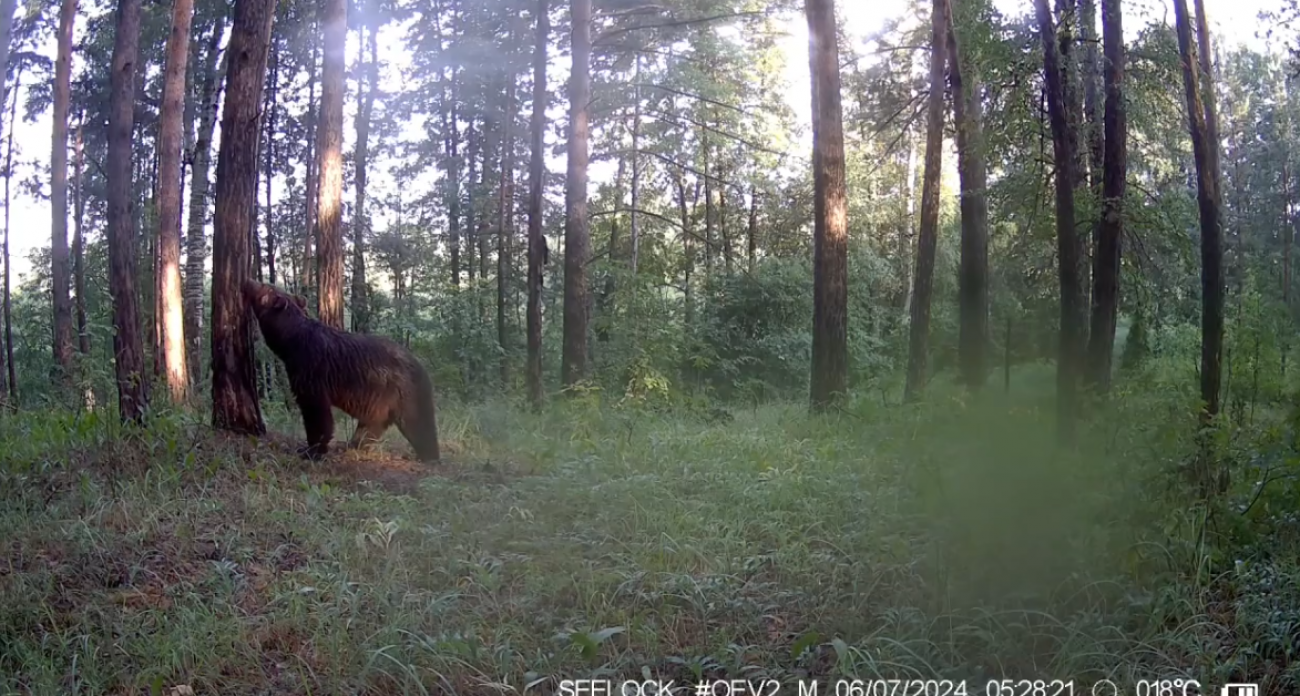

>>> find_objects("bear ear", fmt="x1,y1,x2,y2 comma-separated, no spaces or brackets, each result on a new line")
292,294,307,310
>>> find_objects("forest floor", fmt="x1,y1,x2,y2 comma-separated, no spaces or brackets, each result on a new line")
0,369,1294,694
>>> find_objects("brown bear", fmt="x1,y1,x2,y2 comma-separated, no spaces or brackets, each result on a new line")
242,279,440,463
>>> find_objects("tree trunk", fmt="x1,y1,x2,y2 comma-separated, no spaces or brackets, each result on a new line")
211,0,274,435
50,0,78,385
351,21,377,333
184,20,224,382
73,114,89,356
747,185,758,273
561,0,591,386
899,129,917,311
806,0,850,410
157,0,194,404
629,54,642,277
675,170,695,329
0,0,18,137
444,79,462,288
1173,0,1224,435
1079,0,1104,192
1285,162,1294,306
497,69,516,386
1,70,17,407
314,0,346,329
903,0,948,403
478,113,491,287
1084,0,1126,393
947,0,990,392
1035,0,1084,445
702,129,714,276
526,0,548,408
107,0,148,423
299,32,318,293
466,118,480,285
264,39,277,285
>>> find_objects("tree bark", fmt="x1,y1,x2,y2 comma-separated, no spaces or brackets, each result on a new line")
806,0,850,410
1084,0,1126,393
444,78,462,287
478,113,491,287
526,0,548,408
107,0,148,423
1,69,18,407
1173,0,1224,426
210,0,274,435
314,0,346,329
184,20,224,382
299,32,318,293
629,54,642,277
466,118,480,285
1285,162,1294,306
746,184,758,273
1079,0,1104,192
947,0,990,392
497,68,516,386
1035,0,1084,445
73,114,89,356
1193,0,1223,208
351,21,377,333
50,0,78,385
157,0,194,404
264,38,277,285
0,0,18,138
904,0,948,403
561,0,591,387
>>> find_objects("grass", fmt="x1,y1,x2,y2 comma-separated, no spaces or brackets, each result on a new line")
0,365,1295,694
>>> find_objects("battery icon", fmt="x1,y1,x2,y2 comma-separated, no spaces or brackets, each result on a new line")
1220,685,1258,696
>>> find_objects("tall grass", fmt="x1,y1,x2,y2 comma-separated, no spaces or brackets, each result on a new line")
0,366,1292,694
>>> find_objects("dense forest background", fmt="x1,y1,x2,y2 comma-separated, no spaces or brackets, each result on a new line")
1,0,1300,691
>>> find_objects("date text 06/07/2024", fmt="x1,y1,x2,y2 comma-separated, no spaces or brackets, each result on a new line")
556,679,1084,696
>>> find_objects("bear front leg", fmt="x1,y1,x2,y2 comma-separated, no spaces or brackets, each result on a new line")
294,389,335,460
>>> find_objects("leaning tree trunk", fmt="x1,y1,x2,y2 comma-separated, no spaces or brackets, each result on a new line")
561,0,591,387
184,20,225,382
351,20,377,333
1084,0,1126,393
107,0,148,423
1173,0,1225,471
210,0,274,435
807,0,850,410
1035,0,1084,446
525,0,548,408
903,0,948,403
50,0,78,385
314,0,346,329
156,0,194,404
947,0,990,392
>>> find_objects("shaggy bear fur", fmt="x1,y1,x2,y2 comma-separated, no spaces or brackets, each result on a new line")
242,280,441,463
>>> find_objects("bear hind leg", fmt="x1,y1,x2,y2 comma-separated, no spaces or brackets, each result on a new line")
347,420,390,451
295,389,336,460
